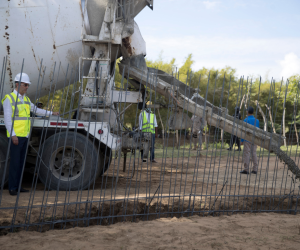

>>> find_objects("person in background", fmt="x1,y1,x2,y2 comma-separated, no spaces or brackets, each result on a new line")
32,102,44,118
36,102,43,109
190,115,204,152
1,73,59,196
228,107,242,151
240,106,259,175
139,102,158,163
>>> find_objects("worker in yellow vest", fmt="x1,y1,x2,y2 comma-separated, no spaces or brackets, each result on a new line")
1,73,59,196
139,103,158,163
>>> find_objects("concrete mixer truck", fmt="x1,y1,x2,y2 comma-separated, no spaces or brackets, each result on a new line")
1,0,299,192
0,0,154,190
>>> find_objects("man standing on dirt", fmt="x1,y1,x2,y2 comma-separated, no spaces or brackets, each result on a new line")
240,106,259,175
190,115,204,152
1,73,59,196
227,107,242,151
139,103,158,163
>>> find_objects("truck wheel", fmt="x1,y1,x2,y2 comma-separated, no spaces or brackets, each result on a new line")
0,134,9,187
38,131,99,191
97,145,112,176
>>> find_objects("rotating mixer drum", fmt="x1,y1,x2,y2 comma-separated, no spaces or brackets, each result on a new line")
0,0,150,100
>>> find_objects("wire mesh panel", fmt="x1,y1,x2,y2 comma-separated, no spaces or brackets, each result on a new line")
0,57,299,234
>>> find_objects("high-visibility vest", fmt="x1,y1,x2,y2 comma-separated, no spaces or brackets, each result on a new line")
1,92,31,137
141,110,155,134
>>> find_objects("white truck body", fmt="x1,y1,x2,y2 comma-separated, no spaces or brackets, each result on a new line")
0,0,86,98
0,0,153,190
0,0,148,98
0,116,120,149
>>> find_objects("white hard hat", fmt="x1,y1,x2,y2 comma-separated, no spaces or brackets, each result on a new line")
14,73,31,84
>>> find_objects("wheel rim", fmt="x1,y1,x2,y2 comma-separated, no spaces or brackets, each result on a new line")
49,146,85,181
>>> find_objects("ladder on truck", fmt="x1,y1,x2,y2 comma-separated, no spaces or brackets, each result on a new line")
79,1,113,106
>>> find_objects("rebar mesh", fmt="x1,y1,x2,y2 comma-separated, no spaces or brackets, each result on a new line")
0,57,299,234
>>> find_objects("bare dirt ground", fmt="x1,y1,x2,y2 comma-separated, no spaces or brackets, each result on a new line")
1,213,300,250
0,154,299,241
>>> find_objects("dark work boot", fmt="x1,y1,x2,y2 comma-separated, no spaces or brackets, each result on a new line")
9,190,18,196
20,188,29,192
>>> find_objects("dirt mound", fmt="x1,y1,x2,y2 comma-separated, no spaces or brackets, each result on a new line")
1,213,300,250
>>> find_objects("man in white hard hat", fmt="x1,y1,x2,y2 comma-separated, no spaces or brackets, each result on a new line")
1,73,59,196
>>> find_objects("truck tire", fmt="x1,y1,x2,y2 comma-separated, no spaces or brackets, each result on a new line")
0,134,9,187
38,131,100,191
97,145,112,176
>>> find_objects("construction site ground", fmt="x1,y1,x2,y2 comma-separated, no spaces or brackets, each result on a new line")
0,144,299,234
1,213,300,249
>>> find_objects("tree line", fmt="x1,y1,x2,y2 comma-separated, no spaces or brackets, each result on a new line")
118,54,300,138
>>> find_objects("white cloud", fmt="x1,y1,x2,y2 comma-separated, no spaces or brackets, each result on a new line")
203,1,219,10
279,53,300,79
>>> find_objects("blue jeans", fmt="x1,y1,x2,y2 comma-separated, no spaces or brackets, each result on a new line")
141,133,155,161
9,137,28,191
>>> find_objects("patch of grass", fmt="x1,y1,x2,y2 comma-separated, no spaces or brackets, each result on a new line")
212,142,230,149
279,145,300,156
152,144,300,159
119,140,300,159
154,148,200,158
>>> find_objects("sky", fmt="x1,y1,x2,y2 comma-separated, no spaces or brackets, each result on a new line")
135,0,300,81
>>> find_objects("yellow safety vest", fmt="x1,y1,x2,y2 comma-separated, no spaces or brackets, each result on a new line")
1,92,31,137
141,110,155,134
